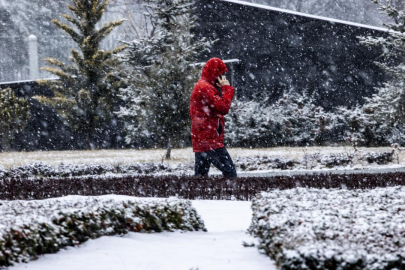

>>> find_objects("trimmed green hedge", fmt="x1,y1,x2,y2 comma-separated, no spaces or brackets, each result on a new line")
3,172,405,200
249,188,405,269
0,197,205,267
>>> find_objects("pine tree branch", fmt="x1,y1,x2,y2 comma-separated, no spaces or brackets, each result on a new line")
94,0,112,22
44,57,79,77
43,57,66,70
37,82,72,103
71,0,86,16
41,67,74,82
102,44,128,61
61,14,83,32
92,0,104,11
52,19,82,44
89,0,103,24
36,79,54,87
100,71,114,84
92,19,126,45
70,49,86,72
67,4,82,20
33,94,76,111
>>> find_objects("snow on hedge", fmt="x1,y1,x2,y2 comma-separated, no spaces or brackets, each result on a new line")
249,187,405,269
0,196,205,267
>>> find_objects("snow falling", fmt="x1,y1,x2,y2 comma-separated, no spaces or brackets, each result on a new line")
1,0,405,269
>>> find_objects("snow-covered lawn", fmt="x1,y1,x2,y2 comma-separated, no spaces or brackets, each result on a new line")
9,197,275,270
0,146,402,168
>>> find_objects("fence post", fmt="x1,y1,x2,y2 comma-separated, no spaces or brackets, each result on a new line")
28,34,39,80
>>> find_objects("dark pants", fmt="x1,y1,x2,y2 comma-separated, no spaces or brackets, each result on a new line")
194,147,237,177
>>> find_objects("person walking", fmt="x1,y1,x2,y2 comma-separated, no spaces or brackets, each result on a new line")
189,57,237,177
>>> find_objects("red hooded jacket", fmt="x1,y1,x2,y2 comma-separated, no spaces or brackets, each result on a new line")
190,58,235,152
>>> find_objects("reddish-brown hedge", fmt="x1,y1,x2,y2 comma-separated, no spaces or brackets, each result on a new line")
1,172,405,200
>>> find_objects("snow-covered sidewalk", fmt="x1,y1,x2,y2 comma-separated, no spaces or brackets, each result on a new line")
10,199,276,270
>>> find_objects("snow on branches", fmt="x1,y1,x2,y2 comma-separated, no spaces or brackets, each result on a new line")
226,90,338,147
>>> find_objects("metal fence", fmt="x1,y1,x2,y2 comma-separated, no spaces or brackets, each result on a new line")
0,36,29,82
0,34,132,83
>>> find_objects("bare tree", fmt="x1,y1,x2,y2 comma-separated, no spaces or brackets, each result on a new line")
389,0,404,10
106,0,156,39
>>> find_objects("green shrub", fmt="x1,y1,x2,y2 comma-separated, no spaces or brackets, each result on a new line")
0,197,205,267
249,188,405,269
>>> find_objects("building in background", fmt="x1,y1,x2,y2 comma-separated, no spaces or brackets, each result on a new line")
194,0,387,109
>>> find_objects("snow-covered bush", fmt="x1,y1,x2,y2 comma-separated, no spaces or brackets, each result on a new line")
0,197,205,267
225,86,405,147
338,85,405,147
56,163,117,177
319,152,354,168
302,150,395,168
119,163,170,175
226,91,339,147
249,187,405,269
301,152,324,169
334,106,389,147
360,151,394,165
0,149,400,180
10,162,57,178
236,156,297,171
7,162,173,178
0,166,7,178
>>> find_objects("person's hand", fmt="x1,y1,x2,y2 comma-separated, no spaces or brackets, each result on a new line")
217,75,230,87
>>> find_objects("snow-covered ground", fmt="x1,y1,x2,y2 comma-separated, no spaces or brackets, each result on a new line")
9,196,276,270
1,147,405,178
0,147,402,168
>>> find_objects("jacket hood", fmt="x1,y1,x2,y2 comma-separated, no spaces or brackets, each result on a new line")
200,58,228,85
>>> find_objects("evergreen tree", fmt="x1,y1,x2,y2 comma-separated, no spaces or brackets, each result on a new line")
358,1,405,145
117,0,212,159
0,88,30,152
33,0,127,149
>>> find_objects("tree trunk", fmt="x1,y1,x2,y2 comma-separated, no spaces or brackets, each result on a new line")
165,137,172,160
86,112,96,150
0,134,11,152
86,133,93,150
